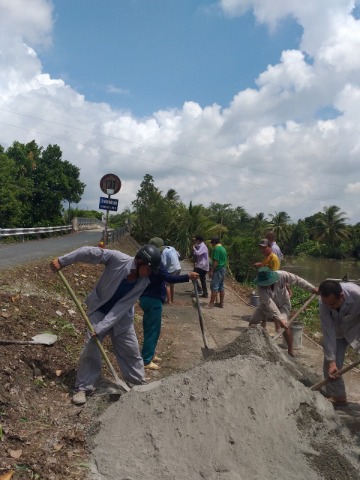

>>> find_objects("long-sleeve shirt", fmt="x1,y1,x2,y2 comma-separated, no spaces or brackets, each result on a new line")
319,282,360,362
193,242,209,271
140,263,191,303
257,270,315,321
161,246,181,273
58,246,150,336
270,241,283,261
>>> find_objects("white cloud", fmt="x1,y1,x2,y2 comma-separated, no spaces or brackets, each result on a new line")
0,0,360,224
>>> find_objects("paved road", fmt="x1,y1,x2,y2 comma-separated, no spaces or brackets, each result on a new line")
0,230,103,268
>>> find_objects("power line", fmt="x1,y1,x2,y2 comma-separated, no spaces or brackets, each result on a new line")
0,119,352,207
0,106,349,190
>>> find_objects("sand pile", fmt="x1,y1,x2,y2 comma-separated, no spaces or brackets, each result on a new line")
89,328,360,480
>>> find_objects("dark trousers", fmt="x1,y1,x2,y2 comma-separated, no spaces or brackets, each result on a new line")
194,267,208,295
140,296,163,365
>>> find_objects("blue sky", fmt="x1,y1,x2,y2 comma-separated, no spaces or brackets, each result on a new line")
1,0,360,224
41,1,302,116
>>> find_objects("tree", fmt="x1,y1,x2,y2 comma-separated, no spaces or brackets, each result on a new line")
172,201,216,257
288,220,309,254
62,161,86,221
131,174,168,242
4,140,85,227
311,205,349,248
249,212,269,239
268,211,291,243
205,203,250,238
0,151,23,226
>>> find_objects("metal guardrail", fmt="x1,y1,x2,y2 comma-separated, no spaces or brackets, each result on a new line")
76,217,104,228
0,225,72,240
0,217,130,244
105,225,130,244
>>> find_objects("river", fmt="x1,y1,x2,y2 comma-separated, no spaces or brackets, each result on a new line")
283,256,360,286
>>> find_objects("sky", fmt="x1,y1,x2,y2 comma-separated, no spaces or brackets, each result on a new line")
1,0,360,225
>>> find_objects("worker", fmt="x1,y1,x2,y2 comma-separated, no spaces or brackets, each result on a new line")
50,244,161,405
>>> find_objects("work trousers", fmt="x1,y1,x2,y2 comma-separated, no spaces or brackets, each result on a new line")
75,310,145,391
194,267,208,295
323,338,348,398
140,296,163,365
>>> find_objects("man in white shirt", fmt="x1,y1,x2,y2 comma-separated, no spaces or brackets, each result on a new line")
160,244,181,304
318,279,360,406
250,267,317,357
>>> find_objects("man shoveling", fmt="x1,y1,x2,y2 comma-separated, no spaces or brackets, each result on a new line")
249,267,317,357
50,244,161,405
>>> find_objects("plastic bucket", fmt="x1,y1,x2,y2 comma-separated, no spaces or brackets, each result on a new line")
283,322,303,350
250,294,260,307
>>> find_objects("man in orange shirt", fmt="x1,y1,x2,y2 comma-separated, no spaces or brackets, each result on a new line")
254,239,280,271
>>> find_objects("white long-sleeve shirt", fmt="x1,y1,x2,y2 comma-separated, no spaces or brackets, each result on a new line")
193,242,209,271
319,282,360,361
257,270,315,321
58,247,150,336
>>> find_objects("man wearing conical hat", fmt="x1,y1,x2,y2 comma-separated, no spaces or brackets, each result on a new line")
250,267,318,357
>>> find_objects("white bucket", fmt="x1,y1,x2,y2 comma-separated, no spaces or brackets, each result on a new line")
282,322,303,350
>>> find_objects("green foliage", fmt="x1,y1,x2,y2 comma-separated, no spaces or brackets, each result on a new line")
173,202,217,257
1,140,85,228
68,208,102,221
268,211,292,243
131,174,170,242
108,208,133,228
204,203,251,237
226,236,259,282
308,205,349,247
249,212,270,238
290,286,320,335
294,240,322,257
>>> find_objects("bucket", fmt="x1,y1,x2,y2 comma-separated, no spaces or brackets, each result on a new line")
250,292,260,307
282,321,303,350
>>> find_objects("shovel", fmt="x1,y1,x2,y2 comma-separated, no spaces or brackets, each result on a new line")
310,358,360,391
272,293,317,342
57,270,130,393
193,281,215,358
0,333,57,346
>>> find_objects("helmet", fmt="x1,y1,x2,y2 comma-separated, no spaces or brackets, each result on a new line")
135,244,161,272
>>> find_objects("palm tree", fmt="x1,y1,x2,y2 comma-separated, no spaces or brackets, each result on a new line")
268,211,291,243
172,202,216,257
250,212,269,239
311,205,349,247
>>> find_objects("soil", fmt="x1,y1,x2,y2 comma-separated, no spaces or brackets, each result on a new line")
0,236,359,479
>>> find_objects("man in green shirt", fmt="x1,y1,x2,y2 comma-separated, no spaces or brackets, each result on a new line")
205,237,227,309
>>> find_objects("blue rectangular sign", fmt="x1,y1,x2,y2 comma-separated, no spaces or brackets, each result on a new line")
99,196,118,211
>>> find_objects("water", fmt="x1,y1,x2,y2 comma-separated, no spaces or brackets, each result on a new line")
283,256,360,286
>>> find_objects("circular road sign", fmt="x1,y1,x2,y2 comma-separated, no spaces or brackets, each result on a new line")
100,173,122,195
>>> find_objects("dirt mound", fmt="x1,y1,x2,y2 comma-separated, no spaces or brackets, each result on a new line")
90,329,360,480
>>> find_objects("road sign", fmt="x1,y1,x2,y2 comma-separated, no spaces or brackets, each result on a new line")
100,174,121,195
99,197,119,211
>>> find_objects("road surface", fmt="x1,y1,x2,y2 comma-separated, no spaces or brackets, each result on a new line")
0,231,102,268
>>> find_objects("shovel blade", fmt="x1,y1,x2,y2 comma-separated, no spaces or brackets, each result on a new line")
31,333,58,345
201,346,215,359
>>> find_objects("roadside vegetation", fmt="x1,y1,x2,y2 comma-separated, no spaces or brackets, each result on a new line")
2,140,359,284
107,173,360,283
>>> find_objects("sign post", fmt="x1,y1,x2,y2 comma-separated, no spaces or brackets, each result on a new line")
99,174,122,246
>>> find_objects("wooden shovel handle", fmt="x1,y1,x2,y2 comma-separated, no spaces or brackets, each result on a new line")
310,358,360,391
272,293,317,342
0,339,37,345
57,270,130,392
